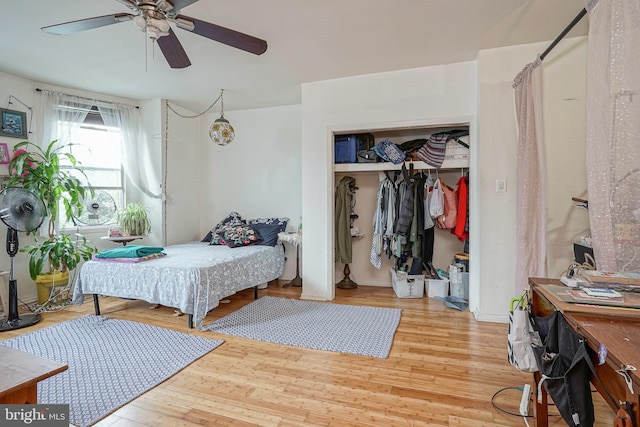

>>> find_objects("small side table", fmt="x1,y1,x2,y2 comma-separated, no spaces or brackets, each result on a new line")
100,235,144,246
278,231,302,288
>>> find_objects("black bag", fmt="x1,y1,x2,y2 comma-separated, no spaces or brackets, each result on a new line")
356,150,379,163
532,311,618,427
356,133,379,163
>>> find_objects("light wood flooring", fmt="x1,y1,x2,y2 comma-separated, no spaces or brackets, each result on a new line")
1,283,616,426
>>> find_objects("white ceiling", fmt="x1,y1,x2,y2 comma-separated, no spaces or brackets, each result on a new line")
0,0,588,112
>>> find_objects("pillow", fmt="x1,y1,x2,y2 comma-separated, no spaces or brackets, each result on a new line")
201,230,212,243
247,217,289,247
219,224,262,248
209,212,245,245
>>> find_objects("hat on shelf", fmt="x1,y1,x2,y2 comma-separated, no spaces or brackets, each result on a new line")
416,132,449,168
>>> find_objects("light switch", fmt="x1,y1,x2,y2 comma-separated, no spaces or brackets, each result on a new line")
496,179,507,193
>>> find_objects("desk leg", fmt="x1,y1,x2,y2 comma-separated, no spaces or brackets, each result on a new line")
534,371,549,427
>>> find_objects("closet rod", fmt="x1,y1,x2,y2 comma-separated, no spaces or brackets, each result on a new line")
539,8,587,61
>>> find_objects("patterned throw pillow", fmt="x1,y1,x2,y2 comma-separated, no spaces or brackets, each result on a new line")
219,224,262,248
246,217,289,246
209,212,245,245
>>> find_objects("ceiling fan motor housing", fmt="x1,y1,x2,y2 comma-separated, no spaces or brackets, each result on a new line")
41,0,268,69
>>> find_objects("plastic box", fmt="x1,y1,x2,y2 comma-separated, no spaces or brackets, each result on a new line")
391,268,424,298
426,278,449,298
450,272,469,299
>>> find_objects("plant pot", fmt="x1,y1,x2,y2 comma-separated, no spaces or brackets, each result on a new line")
36,271,70,306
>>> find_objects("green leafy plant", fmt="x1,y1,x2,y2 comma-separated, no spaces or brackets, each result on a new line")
7,140,98,280
22,234,96,280
117,202,151,236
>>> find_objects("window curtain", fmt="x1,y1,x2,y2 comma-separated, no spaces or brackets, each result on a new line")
36,91,92,236
585,0,640,271
97,103,161,199
513,58,547,291
38,90,90,148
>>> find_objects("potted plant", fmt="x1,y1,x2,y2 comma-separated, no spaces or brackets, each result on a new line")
7,140,98,305
117,202,151,236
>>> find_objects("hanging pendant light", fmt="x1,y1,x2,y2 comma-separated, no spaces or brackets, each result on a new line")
209,89,235,146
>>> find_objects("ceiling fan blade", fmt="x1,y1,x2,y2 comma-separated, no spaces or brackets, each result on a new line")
169,0,200,11
157,29,191,68
42,13,135,35
177,15,267,55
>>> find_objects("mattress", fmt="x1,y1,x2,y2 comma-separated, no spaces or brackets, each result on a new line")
73,242,285,329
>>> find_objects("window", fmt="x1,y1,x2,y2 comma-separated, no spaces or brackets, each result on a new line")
58,108,123,229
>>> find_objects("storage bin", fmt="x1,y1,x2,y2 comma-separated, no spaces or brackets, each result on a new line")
450,272,469,299
426,278,449,298
391,268,424,298
334,135,359,164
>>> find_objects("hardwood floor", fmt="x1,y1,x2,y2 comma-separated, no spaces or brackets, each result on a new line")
1,283,616,426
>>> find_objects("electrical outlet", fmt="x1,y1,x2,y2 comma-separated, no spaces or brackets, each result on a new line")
495,179,507,193
520,383,531,416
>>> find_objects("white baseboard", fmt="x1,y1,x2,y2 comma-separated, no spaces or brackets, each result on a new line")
473,311,509,323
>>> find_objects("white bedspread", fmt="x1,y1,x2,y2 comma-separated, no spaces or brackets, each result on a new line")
73,242,285,329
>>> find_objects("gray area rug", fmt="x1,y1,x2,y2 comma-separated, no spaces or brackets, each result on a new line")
1,315,223,427
206,296,402,358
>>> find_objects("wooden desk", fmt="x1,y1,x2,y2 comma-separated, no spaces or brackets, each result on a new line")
0,346,68,404
530,278,640,426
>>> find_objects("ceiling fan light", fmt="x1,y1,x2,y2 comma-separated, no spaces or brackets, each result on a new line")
146,26,160,40
209,117,235,146
150,17,170,33
133,15,146,31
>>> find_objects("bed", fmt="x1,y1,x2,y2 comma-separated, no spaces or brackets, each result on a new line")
72,241,285,329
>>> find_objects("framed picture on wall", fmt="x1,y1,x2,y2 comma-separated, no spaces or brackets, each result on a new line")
0,143,9,165
0,108,27,139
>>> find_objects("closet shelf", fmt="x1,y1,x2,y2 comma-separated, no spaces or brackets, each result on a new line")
334,158,469,173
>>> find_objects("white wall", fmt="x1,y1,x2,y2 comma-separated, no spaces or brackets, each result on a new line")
162,102,202,245
301,63,478,302
476,36,588,321
199,105,302,279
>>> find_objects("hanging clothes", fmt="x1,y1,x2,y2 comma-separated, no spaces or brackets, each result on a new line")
394,164,415,236
370,176,395,269
453,175,469,241
335,176,356,264
421,173,437,264
409,173,425,257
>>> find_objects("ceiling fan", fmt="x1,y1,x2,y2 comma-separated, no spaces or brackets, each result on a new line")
41,0,268,69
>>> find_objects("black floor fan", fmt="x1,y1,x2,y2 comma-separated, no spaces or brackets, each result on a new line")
0,187,46,332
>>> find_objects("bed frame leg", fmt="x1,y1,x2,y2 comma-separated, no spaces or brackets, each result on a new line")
188,314,193,329
93,294,101,315
254,285,258,299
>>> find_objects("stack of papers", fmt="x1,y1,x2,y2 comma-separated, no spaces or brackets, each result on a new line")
582,288,622,299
